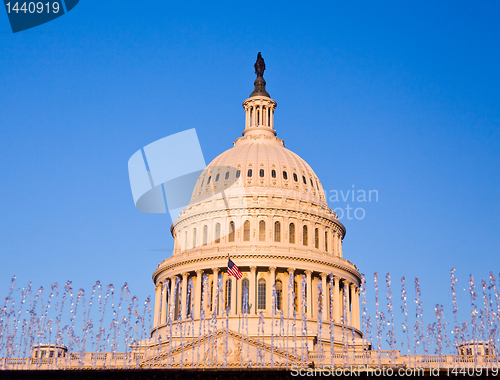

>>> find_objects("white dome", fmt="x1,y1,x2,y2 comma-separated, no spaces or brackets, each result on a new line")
189,133,327,206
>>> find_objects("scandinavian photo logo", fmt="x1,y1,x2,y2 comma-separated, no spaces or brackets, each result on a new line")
3,0,79,33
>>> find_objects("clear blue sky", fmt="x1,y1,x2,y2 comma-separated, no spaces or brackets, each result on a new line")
1,0,499,350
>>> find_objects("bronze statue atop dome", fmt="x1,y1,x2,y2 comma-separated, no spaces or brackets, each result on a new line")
254,52,265,78
250,52,270,97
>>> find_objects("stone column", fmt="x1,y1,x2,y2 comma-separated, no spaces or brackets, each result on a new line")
154,283,162,327
230,276,237,316
350,283,356,327
181,273,188,319
170,276,177,321
345,282,351,326
333,233,338,256
194,270,203,319
333,276,340,323
287,268,295,316
297,273,303,314
270,106,274,128
306,270,313,318
321,273,328,321
339,235,343,257
250,266,257,315
212,268,219,316
354,287,360,330
268,267,276,313
160,281,168,324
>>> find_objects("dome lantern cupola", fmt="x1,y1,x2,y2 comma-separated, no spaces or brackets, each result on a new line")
242,53,277,138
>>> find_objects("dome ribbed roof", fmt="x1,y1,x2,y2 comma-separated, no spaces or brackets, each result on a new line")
190,133,327,206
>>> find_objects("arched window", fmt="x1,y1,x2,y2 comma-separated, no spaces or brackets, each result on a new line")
247,169,253,178
192,228,197,248
310,179,314,188
249,107,253,125
225,171,230,180
276,280,283,311
236,170,240,178
215,173,220,182
259,169,265,177
243,220,250,241
302,175,307,185
258,278,266,310
274,221,281,242
259,220,266,241
262,106,266,125
241,278,249,313
228,221,235,242
325,231,328,252
203,225,208,246
257,106,260,124
315,228,319,249
215,223,221,244
283,171,288,180
293,173,298,182
303,225,308,246
289,223,295,244
271,169,276,178
268,108,271,125
225,279,232,311
201,179,204,187
207,176,211,185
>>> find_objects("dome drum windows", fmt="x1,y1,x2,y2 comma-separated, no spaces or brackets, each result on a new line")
289,223,295,244
257,278,266,310
271,169,276,178
228,221,235,242
247,169,253,178
302,176,307,185
259,220,266,241
259,169,265,178
241,279,250,313
215,173,220,182
243,220,250,242
203,225,208,246
225,279,232,310
303,225,308,246
283,171,288,180
315,228,319,249
276,280,283,311
293,173,298,182
274,221,281,242
215,223,221,244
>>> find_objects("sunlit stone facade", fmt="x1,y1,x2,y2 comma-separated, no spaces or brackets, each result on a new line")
149,58,365,366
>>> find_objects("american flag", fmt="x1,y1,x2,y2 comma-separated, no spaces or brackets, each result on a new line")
227,258,243,279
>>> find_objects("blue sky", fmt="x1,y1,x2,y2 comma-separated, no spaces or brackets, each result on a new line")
1,0,499,350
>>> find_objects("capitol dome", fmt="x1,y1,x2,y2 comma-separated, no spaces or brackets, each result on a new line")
189,127,327,207
150,54,365,368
